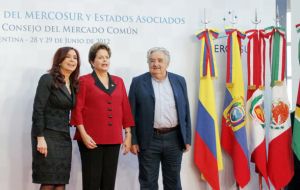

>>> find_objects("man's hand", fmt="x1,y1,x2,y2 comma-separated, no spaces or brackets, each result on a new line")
184,144,191,153
130,144,140,155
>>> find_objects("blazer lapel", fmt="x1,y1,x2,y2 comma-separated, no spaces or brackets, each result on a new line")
92,71,116,95
71,85,76,107
168,73,179,101
144,72,155,100
59,85,72,101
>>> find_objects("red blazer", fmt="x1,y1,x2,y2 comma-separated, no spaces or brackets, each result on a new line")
70,72,134,144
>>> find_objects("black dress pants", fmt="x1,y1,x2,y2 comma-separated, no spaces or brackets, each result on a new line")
78,141,120,190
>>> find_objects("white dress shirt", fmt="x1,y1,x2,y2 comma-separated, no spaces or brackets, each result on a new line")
152,75,178,129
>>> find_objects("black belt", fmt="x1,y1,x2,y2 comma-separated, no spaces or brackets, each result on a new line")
153,126,178,135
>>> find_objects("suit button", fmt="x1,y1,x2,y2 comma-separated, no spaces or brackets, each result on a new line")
107,107,112,111
108,122,113,126
108,114,113,118
107,100,112,104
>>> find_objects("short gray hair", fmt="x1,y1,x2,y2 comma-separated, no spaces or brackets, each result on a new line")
147,47,170,64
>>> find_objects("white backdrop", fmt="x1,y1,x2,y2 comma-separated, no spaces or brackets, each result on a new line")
0,0,276,189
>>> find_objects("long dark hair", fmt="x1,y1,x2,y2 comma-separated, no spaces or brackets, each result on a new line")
48,47,80,92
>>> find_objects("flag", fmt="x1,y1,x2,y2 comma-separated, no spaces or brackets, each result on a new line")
292,25,300,161
245,29,269,187
221,29,250,187
265,26,294,189
194,29,223,190
246,29,266,90
265,26,286,86
293,82,300,160
268,83,294,189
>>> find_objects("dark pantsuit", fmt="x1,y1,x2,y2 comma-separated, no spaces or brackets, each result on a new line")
138,130,183,190
78,142,120,190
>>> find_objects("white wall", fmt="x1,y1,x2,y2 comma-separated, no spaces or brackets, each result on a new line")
0,0,275,189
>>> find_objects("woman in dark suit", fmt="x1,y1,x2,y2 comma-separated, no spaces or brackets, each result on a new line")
31,47,80,190
70,43,134,190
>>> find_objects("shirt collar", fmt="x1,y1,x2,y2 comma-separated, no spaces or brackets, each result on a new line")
151,72,168,83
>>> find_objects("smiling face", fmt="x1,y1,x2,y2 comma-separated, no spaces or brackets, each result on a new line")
59,49,78,74
148,51,169,80
91,49,110,73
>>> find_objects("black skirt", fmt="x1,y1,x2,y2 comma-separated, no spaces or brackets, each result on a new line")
31,128,72,184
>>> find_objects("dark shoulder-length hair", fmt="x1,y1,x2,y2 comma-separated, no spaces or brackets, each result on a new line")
88,42,111,69
48,47,81,92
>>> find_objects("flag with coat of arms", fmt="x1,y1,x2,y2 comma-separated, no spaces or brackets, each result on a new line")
221,28,250,188
265,26,294,189
245,29,269,189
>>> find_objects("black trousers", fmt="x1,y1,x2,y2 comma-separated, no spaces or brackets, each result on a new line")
78,142,121,190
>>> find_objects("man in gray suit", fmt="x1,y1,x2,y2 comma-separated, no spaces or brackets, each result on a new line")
129,47,191,190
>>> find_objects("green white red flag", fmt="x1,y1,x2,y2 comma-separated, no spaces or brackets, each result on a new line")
265,26,294,189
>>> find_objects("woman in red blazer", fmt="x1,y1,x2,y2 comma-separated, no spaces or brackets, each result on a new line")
70,43,134,190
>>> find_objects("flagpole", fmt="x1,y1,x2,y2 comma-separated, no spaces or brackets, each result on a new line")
228,10,237,28
200,8,210,29
258,174,262,190
274,4,282,28
251,8,261,29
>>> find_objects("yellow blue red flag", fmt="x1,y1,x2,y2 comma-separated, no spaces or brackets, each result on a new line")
221,29,250,188
194,29,223,190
